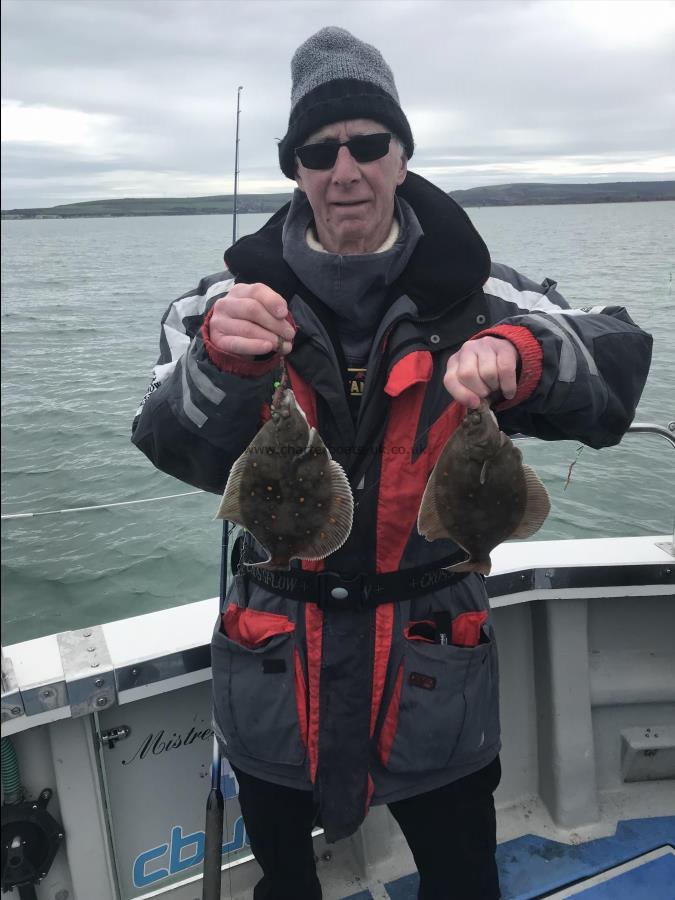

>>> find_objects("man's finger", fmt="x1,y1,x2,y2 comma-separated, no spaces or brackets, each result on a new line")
496,344,518,399
443,359,483,407
245,282,289,320
209,313,294,355
455,350,491,400
212,317,281,345
450,385,483,408
220,335,278,356
476,353,501,393
218,296,295,340
215,332,293,357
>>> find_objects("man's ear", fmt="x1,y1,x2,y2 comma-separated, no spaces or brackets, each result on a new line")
294,162,306,193
396,155,408,186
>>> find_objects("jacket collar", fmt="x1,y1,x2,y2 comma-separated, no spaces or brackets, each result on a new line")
224,171,491,316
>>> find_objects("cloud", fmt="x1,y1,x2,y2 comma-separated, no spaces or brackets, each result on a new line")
564,0,675,49
1,0,674,208
1,99,134,159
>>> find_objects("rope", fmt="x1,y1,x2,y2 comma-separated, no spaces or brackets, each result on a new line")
1,490,205,521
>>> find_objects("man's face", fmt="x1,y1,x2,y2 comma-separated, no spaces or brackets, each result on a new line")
294,118,407,255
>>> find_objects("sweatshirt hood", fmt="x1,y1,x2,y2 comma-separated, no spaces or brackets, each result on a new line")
224,171,491,317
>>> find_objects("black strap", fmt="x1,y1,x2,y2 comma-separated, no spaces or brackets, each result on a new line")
244,548,470,611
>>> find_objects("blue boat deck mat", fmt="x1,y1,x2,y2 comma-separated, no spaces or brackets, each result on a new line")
378,816,675,900
381,873,418,900
553,849,675,899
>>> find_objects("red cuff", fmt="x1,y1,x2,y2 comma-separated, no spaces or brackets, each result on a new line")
470,325,543,409
201,306,281,376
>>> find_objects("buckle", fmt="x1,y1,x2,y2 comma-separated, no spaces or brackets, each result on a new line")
317,572,365,611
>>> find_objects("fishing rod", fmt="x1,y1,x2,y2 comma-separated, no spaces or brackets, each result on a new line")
202,84,243,900
232,85,243,246
201,518,229,900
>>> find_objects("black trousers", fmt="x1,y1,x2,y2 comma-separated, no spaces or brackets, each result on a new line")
233,755,501,900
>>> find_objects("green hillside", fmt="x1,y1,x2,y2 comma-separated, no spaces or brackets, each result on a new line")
3,181,674,219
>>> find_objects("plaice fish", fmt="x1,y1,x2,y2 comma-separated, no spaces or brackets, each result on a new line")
216,387,354,570
417,401,550,575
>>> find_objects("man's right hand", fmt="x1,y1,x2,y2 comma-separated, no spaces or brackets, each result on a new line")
208,282,295,357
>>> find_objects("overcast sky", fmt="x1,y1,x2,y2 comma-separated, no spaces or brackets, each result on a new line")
2,0,674,209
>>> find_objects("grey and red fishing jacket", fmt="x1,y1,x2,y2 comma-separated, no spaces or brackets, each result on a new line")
132,172,652,842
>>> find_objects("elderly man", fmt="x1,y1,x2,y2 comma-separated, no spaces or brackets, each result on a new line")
132,26,652,900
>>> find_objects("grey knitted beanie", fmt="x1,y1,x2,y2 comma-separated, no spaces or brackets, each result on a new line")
278,26,414,179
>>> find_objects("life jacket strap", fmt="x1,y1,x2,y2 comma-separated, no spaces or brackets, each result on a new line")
244,550,470,611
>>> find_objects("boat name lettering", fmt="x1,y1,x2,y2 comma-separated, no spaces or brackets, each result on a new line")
121,725,212,765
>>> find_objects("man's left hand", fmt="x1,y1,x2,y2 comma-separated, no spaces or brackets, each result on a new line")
443,336,520,408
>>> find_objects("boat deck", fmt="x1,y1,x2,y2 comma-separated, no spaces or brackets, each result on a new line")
359,817,675,900
2,535,674,900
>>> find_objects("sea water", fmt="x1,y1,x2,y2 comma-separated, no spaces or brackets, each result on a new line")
2,201,673,644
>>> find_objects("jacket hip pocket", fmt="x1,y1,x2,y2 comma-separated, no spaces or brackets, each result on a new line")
379,626,496,773
211,606,306,766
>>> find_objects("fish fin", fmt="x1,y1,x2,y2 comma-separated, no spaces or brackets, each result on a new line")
297,460,354,560
446,557,492,576
214,452,250,522
417,469,448,542
510,463,551,539
479,459,490,485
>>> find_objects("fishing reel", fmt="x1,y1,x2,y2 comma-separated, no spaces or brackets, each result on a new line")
1,788,64,899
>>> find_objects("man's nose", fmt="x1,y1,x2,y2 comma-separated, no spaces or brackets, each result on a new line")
331,145,361,183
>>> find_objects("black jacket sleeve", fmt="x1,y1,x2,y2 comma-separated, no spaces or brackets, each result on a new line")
131,271,278,494
483,263,653,448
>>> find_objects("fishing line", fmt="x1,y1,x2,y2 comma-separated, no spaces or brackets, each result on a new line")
0,490,205,520
564,445,584,491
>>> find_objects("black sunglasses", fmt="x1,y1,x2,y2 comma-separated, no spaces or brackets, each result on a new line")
295,132,392,170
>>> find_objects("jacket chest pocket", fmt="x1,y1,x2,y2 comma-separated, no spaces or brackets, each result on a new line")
378,627,497,773
211,607,306,767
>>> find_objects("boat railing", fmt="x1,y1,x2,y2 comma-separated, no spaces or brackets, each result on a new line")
510,419,675,448
2,419,674,725
625,420,675,447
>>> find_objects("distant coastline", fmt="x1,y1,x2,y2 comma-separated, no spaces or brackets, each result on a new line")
2,180,674,220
